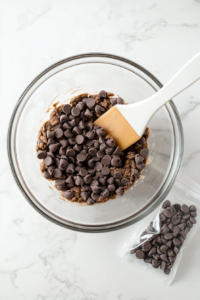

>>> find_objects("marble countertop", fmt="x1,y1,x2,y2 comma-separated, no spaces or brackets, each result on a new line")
1,0,200,299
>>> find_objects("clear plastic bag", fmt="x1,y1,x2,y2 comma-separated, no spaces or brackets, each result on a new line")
120,173,200,285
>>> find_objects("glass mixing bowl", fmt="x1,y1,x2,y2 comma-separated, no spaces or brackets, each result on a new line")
7,53,184,232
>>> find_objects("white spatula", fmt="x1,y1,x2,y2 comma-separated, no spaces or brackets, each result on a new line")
95,52,200,150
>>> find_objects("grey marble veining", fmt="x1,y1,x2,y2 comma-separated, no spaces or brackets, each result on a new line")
1,0,200,299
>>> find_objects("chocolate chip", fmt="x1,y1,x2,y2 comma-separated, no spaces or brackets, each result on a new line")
107,184,115,192
98,90,107,98
173,226,180,236
83,175,92,184
64,190,74,199
53,123,62,129
47,138,56,146
86,130,96,140
43,171,51,179
87,198,95,205
82,185,90,191
136,163,145,170
144,258,152,264
161,224,170,234
117,97,123,104
140,148,149,158
84,109,92,118
174,203,181,211
44,156,54,166
164,267,171,275
111,156,121,167
121,178,129,186
89,147,97,157
59,158,68,169
91,193,100,200
60,114,68,124
142,242,151,251
181,204,189,213
106,139,116,148
107,177,114,185
101,155,111,166
135,154,144,164
190,212,197,217
80,191,89,201
160,254,169,262
187,221,193,228
94,140,99,148
53,168,62,178
178,223,185,231
173,238,182,246
152,260,161,269
190,216,196,224
99,136,106,144
132,169,139,178
189,205,196,212
164,233,173,240
114,179,120,187
86,98,95,108
71,107,80,117
68,119,76,127
76,102,86,111
78,121,86,130
160,261,166,270
66,176,74,187
96,128,106,137
113,171,121,179
79,168,88,177
163,209,173,218
64,129,73,139
47,130,55,139
110,98,117,105
113,147,122,156
66,164,75,174
102,166,110,176
59,139,68,148
97,151,104,158
95,162,103,171
166,240,172,248
75,176,83,186
95,105,105,114
174,247,179,255
47,166,55,176
66,148,75,157
135,250,145,259
37,150,47,159
62,104,71,114
77,153,86,162
160,245,168,253
49,143,60,152
116,187,124,196
105,147,114,155
159,213,167,223
172,215,181,225
162,200,171,209
101,189,109,198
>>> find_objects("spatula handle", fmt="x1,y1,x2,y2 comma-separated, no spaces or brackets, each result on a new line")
147,52,200,114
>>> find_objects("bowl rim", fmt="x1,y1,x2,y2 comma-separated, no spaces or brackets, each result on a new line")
7,52,184,232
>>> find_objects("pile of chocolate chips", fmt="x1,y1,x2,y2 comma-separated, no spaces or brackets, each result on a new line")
36,90,149,205
130,200,197,275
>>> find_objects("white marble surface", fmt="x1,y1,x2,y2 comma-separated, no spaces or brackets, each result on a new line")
1,0,200,299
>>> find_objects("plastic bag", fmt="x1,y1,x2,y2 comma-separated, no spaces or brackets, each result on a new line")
120,173,200,285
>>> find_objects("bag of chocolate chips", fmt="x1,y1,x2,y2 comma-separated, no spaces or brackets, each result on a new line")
120,173,200,285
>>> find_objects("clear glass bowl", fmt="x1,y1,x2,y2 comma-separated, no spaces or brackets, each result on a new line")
7,53,184,232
